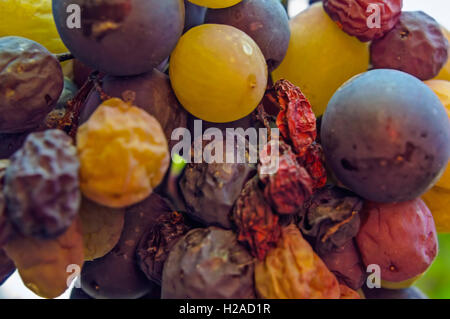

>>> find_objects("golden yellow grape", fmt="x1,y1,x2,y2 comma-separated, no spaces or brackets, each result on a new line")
188,0,242,9
170,24,268,123
77,98,170,208
0,0,67,54
424,80,450,189
422,187,450,233
272,3,370,116
435,27,450,81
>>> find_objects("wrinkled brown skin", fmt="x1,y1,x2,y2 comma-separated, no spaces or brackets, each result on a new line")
53,0,185,76
363,286,428,299
4,130,81,239
356,199,438,283
136,211,191,285
162,227,256,299
323,0,402,42
0,160,14,247
180,135,256,229
80,194,170,299
205,0,290,71
4,218,84,299
0,36,63,133
371,11,449,80
80,69,187,151
232,177,281,260
320,240,366,290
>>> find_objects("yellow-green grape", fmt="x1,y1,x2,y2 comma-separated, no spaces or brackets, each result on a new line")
0,0,67,54
170,24,268,123
272,3,370,116
188,0,242,9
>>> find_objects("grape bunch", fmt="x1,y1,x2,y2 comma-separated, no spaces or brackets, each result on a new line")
0,0,449,300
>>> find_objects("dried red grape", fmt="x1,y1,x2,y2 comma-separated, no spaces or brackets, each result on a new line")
162,227,256,299
4,130,80,239
299,186,363,254
371,11,449,80
136,211,191,285
233,177,281,260
259,144,314,215
323,0,402,42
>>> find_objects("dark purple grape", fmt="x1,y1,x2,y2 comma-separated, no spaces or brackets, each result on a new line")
52,0,185,76
321,69,450,203
184,0,206,32
80,69,188,150
0,36,63,133
205,0,290,71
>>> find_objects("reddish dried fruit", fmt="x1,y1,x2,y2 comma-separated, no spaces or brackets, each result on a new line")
259,144,314,215
233,177,281,260
323,0,403,42
4,130,80,239
0,248,15,285
371,11,449,80
0,160,13,246
136,211,191,285
274,80,317,156
356,199,438,283
255,224,340,299
162,227,256,299
4,217,84,299
300,142,328,189
320,240,365,290
299,186,363,254
339,284,361,299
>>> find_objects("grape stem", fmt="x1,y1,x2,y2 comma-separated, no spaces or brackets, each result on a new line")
55,52,74,63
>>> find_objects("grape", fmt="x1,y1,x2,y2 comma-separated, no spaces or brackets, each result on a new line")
272,3,369,116
170,24,268,123
52,0,185,76
321,69,450,203
188,0,242,9
0,36,64,133
80,69,188,151
205,0,290,71
184,0,206,32
0,0,67,54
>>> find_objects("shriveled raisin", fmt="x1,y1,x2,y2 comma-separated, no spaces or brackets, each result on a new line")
136,211,191,285
299,186,363,254
162,227,256,299
323,0,402,42
0,248,15,286
255,224,340,299
259,144,314,215
4,130,80,239
339,284,361,299
233,177,281,260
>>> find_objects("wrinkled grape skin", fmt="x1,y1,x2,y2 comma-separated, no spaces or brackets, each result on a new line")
321,69,450,203
80,69,187,151
0,36,63,133
52,0,185,76
205,0,290,71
